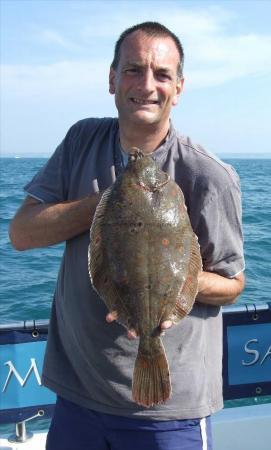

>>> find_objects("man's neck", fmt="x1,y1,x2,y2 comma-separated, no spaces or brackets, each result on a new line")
119,120,170,154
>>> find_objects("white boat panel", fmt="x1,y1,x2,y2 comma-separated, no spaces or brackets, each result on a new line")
0,432,46,450
212,403,271,450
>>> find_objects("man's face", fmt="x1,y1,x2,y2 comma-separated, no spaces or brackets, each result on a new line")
109,31,184,128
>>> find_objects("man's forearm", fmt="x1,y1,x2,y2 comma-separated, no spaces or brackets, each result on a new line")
9,194,101,250
196,271,245,306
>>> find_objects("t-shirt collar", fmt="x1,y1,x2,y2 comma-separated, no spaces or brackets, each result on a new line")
117,120,176,168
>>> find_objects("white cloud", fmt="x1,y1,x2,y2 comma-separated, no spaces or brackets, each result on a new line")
2,30,271,101
0,60,115,155
186,33,271,88
40,29,81,51
27,4,271,90
1,2,271,155
80,8,224,39
1,60,109,99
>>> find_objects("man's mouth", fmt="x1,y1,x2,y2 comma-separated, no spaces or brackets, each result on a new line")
130,98,159,105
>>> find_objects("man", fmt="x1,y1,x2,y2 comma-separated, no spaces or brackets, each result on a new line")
9,22,245,450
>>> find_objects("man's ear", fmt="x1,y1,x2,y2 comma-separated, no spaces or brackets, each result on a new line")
172,78,184,106
109,67,116,94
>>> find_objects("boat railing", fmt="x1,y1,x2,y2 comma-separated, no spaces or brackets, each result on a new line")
0,303,270,443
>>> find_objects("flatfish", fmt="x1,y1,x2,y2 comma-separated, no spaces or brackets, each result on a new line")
88,148,202,407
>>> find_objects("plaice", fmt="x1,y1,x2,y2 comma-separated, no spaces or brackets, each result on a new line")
88,148,202,407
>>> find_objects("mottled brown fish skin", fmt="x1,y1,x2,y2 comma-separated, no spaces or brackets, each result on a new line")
88,150,202,407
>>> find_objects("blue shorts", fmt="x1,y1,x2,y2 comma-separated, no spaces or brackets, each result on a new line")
46,396,213,450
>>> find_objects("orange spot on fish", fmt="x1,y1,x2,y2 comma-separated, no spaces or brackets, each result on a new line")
118,276,129,284
162,238,170,246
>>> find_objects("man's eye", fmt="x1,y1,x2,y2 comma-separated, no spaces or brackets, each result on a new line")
157,73,171,81
125,68,139,74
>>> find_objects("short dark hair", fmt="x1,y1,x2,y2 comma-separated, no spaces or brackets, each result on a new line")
111,21,184,79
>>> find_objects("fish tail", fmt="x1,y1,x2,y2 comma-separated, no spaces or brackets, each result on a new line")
132,337,171,407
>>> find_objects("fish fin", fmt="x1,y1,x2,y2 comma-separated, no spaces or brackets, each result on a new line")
88,187,133,328
132,338,171,407
88,186,112,294
172,235,202,322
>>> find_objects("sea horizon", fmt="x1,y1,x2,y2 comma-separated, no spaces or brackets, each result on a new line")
1,152,271,159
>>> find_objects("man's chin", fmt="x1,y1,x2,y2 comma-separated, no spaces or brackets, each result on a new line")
127,111,159,126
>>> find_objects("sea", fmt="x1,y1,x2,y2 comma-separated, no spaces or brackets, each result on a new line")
1,156,270,322
0,156,271,435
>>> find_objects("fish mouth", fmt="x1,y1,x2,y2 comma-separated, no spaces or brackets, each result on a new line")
130,97,159,106
129,148,145,161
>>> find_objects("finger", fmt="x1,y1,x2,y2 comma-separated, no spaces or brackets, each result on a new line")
127,328,138,340
160,320,173,331
110,165,116,183
92,178,100,193
106,311,118,323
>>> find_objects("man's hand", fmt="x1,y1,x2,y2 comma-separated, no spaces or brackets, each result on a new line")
106,312,173,339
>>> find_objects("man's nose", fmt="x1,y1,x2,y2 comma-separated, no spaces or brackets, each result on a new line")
139,69,155,93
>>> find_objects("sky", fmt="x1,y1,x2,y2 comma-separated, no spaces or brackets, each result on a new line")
1,0,271,157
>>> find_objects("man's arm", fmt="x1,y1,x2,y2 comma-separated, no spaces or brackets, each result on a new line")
156,271,245,334
196,271,245,306
9,194,101,250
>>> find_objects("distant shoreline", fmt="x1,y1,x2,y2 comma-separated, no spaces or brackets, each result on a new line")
1,153,271,159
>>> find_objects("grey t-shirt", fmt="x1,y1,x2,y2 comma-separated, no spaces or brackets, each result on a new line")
25,118,245,420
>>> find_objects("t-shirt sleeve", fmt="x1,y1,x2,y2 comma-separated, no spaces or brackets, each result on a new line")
24,127,75,203
197,181,245,278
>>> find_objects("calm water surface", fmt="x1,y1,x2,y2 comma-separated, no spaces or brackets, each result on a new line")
0,157,270,322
